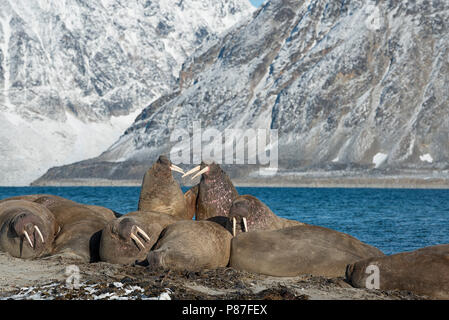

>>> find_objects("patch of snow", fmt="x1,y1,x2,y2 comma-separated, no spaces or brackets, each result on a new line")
373,153,388,168
0,109,141,186
420,153,433,163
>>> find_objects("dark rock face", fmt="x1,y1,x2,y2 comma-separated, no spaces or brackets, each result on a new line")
34,0,449,185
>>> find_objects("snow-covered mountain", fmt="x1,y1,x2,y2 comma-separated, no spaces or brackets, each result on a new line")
0,0,255,185
35,0,449,186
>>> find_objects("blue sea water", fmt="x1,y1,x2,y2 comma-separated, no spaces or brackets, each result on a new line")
1,187,448,255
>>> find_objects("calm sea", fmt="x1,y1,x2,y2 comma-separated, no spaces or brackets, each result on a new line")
1,187,448,255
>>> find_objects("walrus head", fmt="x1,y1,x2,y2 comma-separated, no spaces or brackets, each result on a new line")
151,155,185,179
99,217,156,265
183,162,238,220
137,155,187,217
0,207,51,259
228,195,272,236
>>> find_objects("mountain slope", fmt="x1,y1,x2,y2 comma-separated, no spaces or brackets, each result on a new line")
0,0,254,185
34,0,449,186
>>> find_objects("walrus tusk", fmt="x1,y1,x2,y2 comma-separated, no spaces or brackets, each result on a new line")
191,166,209,180
34,225,45,243
23,230,34,248
182,165,201,178
170,164,184,174
243,217,248,233
131,234,145,250
232,217,236,237
135,226,151,242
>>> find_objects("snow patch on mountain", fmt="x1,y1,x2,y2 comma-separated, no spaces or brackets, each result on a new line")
0,109,141,185
0,0,254,185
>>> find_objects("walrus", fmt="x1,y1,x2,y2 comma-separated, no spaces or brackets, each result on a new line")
0,195,121,219
184,185,199,220
183,162,238,220
138,155,190,219
228,195,304,236
33,195,116,262
346,244,449,299
0,195,43,203
86,205,122,219
99,211,182,265
147,220,232,271
230,225,384,277
0,200,58,259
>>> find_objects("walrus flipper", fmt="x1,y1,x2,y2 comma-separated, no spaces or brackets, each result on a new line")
184,185,199,220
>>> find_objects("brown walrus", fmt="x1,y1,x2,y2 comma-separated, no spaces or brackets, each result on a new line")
346,244,449,299
33,195,116,262
147,220,232,271
138,155,190,219
99,211,182,265
230,224,384,277
0,200,58,259
184,185,199,220
0,195,43,203
228,195,304,236
183,162,238,220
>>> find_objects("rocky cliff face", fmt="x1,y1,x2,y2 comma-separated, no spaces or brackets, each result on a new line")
34,0,449,186
0,0,254,185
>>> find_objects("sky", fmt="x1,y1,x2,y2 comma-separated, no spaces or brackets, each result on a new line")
250,0,264,7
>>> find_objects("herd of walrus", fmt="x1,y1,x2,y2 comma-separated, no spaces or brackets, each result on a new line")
0,155,448,299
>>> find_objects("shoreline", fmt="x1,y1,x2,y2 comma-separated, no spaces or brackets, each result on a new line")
22,176,449,189
0,252,425,300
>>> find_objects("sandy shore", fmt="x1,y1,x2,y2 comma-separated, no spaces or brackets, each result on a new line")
0,252,425,300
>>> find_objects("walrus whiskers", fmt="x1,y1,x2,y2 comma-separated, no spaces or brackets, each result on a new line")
191,166,210,180
131,234,145,250
182,165,201,178
34,225,45,243
170,164,185,174
23,230,34,248
135,226,151,242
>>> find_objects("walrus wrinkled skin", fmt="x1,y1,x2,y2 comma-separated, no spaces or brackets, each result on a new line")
230,225,384,277
229,195,304,236
0,200,58,259
99,211,182,265
346,244,449,299
138,155,189,219
33,195,116,262
147,220,232,271
195,162,239,220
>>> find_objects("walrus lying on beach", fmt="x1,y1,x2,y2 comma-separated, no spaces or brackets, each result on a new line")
138,155,190,219
33,195,116,262
99,211,182,265
0,195,44,203
0,200,58,259
147,220,232,271
230,224,384,277
182,162,239,220
346,244,449,299
228,195,304,236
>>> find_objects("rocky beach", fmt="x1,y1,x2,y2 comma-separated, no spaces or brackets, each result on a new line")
0,252,424,300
